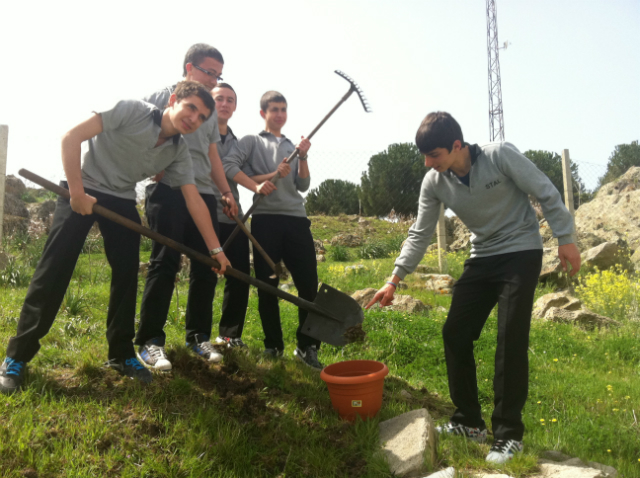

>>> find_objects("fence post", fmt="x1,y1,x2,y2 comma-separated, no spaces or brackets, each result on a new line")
561,149,575,223
0,125,8,249
437,203,446,272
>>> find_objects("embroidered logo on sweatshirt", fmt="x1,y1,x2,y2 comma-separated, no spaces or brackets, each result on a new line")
486,179,502,189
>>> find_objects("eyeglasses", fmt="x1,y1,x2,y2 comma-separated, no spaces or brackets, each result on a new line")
192,64,223,82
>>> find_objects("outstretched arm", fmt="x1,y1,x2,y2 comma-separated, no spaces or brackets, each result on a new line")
61,114,103,215
180,184,230,274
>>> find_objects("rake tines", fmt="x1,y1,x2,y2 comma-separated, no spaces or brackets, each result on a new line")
335,70,372,113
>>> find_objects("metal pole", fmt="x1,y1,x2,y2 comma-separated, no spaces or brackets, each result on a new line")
0,125,8,248
561,149,575,220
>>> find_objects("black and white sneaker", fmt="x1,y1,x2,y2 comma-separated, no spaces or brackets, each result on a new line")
0,357,26,395
435,421,488,443
137,340,171,371
294,345,324,371
215,336,248,349
187,336,223,363
486,439,523,464
105,357,153,384
263,348,284,358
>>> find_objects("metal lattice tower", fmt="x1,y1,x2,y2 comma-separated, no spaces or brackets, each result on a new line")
486,0,505,141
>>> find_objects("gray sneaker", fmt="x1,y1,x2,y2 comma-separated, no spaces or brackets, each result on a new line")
263,348,284,358
187,337,223,363
0,357,26,395
137,341,171,371
486,439,523,463
435,421,488,443
294,345,324,371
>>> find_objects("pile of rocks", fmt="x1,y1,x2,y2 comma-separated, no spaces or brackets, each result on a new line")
533,290,619,329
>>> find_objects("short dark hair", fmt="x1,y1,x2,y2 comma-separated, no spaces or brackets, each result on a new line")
260,91,287,112
183,43,224,77
216,82,236,99
415,112,464,154
174,80,215,119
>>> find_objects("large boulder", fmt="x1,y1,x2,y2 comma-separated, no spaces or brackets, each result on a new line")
533,291,582,319
416,274,455,295
330,233,363,247
4,175,26,197
379,408,437,476
313,239,325,255
581,242,629,271
543,307,620,329
448,216,471,252
351,288,378,307
390,295,431,314
3,193,29,218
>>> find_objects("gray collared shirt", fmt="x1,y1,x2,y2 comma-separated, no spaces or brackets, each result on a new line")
144,85,221,195
81,100,194,200
222,131,310,217
214,127,242,224
393,142,575,279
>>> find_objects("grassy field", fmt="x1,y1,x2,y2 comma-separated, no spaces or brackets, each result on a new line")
0,216,639,477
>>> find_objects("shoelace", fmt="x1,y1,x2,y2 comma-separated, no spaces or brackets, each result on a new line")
125,358,145,371
147,345,167,360
5,358,24,376
491,439,518,453
199,341,217,355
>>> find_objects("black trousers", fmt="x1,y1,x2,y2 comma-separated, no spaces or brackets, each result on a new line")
217,222,251,338
251,214,319,350
7,184,141,362
443,249,542,441
135,183,219,346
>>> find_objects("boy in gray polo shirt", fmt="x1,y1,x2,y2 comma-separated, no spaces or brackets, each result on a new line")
366,112,581,463
135,44,237,370
0,81,228,395
223,90,322,370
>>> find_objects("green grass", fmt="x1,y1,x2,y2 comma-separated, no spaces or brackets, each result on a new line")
1,226,640,477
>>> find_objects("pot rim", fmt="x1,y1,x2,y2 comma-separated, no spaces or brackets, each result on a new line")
320,360,389,385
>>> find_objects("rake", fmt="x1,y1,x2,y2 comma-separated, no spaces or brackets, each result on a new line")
222,70,372,251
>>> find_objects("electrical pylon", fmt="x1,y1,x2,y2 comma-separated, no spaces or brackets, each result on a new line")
486,0,505,141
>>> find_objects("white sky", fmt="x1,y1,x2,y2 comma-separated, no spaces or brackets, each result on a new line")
1,0,638,205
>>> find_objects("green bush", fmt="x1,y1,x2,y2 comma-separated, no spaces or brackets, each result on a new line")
20,191,38,203
0,257,31,288
328,245,351,262
384,234,405,254
358,240,389,259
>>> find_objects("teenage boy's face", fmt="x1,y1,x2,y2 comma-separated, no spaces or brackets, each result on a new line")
260,102,287,131
423,141,463,172
212,87,237,121
186,56,224,91
169,94,211,135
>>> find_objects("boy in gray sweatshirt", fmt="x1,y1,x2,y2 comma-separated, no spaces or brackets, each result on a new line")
366,112,581,464
222,91,322,370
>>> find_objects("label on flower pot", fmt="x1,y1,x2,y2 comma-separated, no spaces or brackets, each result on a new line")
352,400,362,407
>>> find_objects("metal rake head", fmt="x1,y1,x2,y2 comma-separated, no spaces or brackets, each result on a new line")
335,70,372,113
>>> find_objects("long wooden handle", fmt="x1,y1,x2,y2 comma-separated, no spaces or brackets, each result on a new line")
18,169,333,319
222,87,355,251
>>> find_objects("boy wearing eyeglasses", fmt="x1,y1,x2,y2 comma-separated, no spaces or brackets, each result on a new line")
223,91,322,370
0,81,228,395
135,44,236,371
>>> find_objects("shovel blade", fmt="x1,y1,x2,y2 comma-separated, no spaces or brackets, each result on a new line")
302,283,364,346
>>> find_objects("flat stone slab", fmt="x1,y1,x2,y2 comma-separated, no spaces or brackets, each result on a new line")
379,408,437,477
531,462,608,478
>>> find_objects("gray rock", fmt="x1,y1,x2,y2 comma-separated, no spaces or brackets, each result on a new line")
582,242,622,271
351,288,378,307
585,461,617,477
532,462,607,478
390,295,430,314
3,193,29,218
415,264,438,274
316,254,326,263
423,468,455,478
543,307,620,329
379,408,437,476
35,200,56,222
330,233,363,247
533,292,582,319
417,274,455,294
540,247,563,282
542,450,573,462
562,458,587,467
4,175,26,196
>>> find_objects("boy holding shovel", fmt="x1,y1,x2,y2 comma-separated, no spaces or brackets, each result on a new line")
222,91,322,370
0,81,228,395
366,112,580,463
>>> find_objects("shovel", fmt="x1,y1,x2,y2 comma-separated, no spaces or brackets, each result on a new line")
19,169,364,346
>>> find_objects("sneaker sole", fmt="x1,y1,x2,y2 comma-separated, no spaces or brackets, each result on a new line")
136,352,172,372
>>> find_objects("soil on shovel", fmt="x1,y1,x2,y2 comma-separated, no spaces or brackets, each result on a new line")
343,324,367,343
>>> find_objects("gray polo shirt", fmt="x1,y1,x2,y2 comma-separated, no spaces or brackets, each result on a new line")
144,85,221,195
81,100,194,200
214,127,243,224
222,131,310,217
393,142,575,280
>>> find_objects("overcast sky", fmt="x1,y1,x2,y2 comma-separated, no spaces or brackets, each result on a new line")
1,0,638,204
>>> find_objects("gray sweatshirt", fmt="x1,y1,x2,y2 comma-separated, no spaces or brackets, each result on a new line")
393,142,575,280
222,131,310,217
214,127,242,224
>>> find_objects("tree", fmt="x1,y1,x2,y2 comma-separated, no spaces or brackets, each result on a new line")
598,141,640,188
360,143,427,217
523,150,591,209
305,179,360,215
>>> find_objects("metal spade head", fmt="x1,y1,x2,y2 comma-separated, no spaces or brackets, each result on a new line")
302,283,365,346
335,70,372,113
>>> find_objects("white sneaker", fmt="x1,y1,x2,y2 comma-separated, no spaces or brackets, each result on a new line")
435,421,488,443
137,343,172,371
187,338,223,363
486,439,523,464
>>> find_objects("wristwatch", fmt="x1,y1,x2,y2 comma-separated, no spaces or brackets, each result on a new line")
209,247,223,256
299,154,308,161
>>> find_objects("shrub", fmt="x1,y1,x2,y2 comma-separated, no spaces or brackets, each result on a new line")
62,287,92,317
575,266,639,321
328,245,351,262
358,240,389,259
384,234,405,254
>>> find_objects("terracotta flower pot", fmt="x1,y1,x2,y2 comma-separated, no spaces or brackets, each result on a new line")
320,360,389,421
